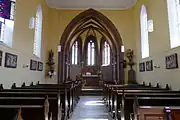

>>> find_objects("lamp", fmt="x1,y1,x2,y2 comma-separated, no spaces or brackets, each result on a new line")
23,64,29,68
29,17,35,29
58,45,61,52
121,45,125,52
48,71,56,76
148,19,154,32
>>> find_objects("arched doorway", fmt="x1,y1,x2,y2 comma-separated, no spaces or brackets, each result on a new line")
58,8,124,85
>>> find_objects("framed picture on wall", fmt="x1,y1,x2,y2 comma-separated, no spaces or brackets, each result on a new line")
30,59,37,70
139,62,145,72
37,61,43,71
166,53,178,69
146,60,153,71
0,50,2,66
4,52,18,68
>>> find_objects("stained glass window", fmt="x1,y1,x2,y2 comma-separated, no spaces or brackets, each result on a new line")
0,0,15,47
87,40,95,66
33,5,42,58
0,0,11,19
102,41,110,66
71,41,78,65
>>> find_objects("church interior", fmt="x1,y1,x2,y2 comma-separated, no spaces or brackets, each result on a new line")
0,0,180,119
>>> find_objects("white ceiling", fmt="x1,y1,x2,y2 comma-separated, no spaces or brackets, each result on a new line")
45,0,137,10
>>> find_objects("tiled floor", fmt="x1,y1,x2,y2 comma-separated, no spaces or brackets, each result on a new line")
69,96,113,120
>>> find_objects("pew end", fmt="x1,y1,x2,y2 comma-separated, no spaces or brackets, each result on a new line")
156,83,160,88
16,108,23,120
37,81,40,85
142,81,146,86
30,82,34,86
0,84,3,89
166,84,171,90
148,82,152,87
44,95,50,120
21,83,26,88
11,83,16,89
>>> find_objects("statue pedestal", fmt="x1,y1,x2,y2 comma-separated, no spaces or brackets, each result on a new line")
128,69,136,83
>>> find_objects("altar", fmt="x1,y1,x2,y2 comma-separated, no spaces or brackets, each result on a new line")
82,75,100,87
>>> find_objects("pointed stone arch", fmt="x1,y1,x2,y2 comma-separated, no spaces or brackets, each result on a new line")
58,8,124,84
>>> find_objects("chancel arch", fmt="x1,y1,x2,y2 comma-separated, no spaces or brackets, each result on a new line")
59,8,124,85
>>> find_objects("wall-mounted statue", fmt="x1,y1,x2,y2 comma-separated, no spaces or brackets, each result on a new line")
46,50,55,78
126,49,135,69
125,49,137,84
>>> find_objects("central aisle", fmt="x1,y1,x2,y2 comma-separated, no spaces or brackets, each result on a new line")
69,96,113,120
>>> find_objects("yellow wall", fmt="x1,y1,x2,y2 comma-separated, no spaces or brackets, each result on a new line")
3,0,176,88
134,0,180,90
46,9,136,83
0,0,50,88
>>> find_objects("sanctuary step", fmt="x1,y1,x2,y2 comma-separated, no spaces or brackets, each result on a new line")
81,86,103,96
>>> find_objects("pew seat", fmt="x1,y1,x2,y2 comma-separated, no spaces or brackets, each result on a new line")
103,83,180,120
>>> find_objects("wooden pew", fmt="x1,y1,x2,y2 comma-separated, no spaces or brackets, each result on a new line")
122,90,180,120
0,81,81,120
0,89,60,120
33,81,81,117
12,81,81,120
103,83,160,115
103,83,170,119
111,88,180,120
0,94,51,120
37,81,81,109
34,82,81,117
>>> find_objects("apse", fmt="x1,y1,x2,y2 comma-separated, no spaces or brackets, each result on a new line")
58,9,124,85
